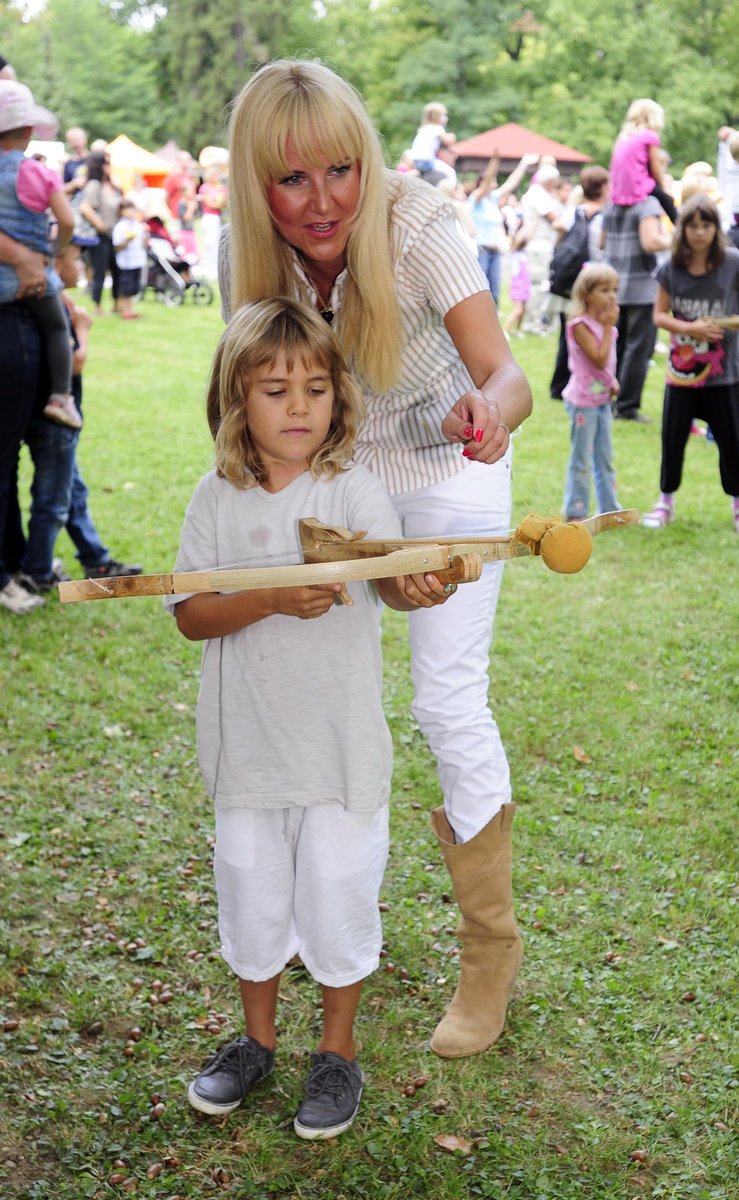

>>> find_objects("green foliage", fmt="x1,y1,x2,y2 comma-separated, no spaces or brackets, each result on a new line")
1,0,164,145
154,0,320,155
1,0,735,171
1,283,737,1198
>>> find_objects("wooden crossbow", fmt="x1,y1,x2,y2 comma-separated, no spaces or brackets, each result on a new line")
58,509,639,605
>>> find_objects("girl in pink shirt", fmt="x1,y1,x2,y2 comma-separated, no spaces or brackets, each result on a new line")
562,263,622,519
609,98,677,223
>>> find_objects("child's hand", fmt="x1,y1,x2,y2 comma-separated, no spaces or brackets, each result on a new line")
691,318,723,343
275,584,343,619
598,299,619,328
611,381,621,398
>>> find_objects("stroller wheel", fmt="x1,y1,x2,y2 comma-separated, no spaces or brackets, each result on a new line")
190,280,214,306
162,281,185,307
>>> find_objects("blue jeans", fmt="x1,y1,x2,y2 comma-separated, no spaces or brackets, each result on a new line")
477,247,502,307
21,414,78,581
564,402,620,519
66,460,109,567
0,305,40,588
21,387,109,582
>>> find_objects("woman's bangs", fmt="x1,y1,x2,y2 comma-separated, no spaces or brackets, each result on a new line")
260,94,363,180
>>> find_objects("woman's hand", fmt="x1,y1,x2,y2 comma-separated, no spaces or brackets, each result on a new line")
14,244,47,298
441,389,510,465
441,291,532,464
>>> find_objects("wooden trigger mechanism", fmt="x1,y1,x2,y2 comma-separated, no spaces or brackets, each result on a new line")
298,518,483,606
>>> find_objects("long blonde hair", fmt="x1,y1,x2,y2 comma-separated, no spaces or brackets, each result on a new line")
228,59,403,392
207,298,365,489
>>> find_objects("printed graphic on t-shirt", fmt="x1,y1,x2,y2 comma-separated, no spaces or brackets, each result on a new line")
667,315,725,387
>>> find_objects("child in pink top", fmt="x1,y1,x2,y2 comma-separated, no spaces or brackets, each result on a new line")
0,80,80,428
609,98,677,224
562,263,622,519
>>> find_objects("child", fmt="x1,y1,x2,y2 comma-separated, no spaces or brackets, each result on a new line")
0,79,80,429
642,194,739,532
561,263,621,520
502,222,531,338
409,102,457,183
165,298,453,1140
112,199,147,319
609,98,677,224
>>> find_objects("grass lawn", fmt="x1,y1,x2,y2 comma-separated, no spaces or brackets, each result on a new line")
1,284,737,1200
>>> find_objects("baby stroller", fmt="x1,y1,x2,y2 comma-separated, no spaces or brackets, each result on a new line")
140,220,214,307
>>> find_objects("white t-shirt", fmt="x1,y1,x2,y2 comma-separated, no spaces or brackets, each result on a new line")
164,465,402,812
411,123,442,163
112,218,147,270
521,182,559,252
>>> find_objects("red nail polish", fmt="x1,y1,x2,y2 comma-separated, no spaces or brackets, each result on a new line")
462,448,473,458
463,425,473,439
474,428,484,443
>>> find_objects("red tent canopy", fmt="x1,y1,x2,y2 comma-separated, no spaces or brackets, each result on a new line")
453,122,592,177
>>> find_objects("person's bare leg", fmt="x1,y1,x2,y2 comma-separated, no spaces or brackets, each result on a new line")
239,974,281,1050
318,981,363,1060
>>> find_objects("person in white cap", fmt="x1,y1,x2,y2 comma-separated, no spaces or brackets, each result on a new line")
0,79,80,429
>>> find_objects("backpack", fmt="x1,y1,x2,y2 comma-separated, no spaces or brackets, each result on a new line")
549,208,595,298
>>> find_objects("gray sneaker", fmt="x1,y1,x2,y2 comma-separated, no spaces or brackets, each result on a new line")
187,1036,274,1116
293,1051,364,1140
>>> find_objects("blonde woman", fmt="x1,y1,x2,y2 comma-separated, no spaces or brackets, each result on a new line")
220,58,532,1065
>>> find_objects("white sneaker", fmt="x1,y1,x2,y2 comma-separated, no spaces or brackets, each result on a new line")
0,579,45,614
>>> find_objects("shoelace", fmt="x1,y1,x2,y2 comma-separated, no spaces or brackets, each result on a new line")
305,1058,354,1099
203,1039,263,1088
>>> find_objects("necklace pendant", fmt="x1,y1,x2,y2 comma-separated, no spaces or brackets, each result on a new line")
321,308,334,325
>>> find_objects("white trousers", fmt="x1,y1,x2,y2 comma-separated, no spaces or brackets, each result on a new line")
199,212,222,280
391,456,513,843
214,804,389,987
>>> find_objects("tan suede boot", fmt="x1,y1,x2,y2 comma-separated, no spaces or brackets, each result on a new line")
430,803,522,1058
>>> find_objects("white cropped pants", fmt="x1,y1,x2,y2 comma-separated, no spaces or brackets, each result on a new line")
214,804,389,987
391,455,513,843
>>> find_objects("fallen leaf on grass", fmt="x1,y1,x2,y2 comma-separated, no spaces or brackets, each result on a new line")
434,1133,473,1154
7,831,32,847
573,745,592,764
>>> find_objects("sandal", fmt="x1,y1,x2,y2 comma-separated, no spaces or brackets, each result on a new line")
642,502,674,529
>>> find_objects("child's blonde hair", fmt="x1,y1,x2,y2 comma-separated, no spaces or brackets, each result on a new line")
620,98,664,137
422,102,448,125
206,298,365,490
569,263,620,317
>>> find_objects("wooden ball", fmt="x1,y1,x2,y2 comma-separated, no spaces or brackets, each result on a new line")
540,522,593,573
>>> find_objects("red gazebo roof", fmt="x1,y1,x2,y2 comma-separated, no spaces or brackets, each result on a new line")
454,122,591,170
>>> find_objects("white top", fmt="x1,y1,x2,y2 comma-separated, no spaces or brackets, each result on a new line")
219,176,490,495
112,218,147,269
411,123,443,163
521,182,559,252
164,465,402,812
